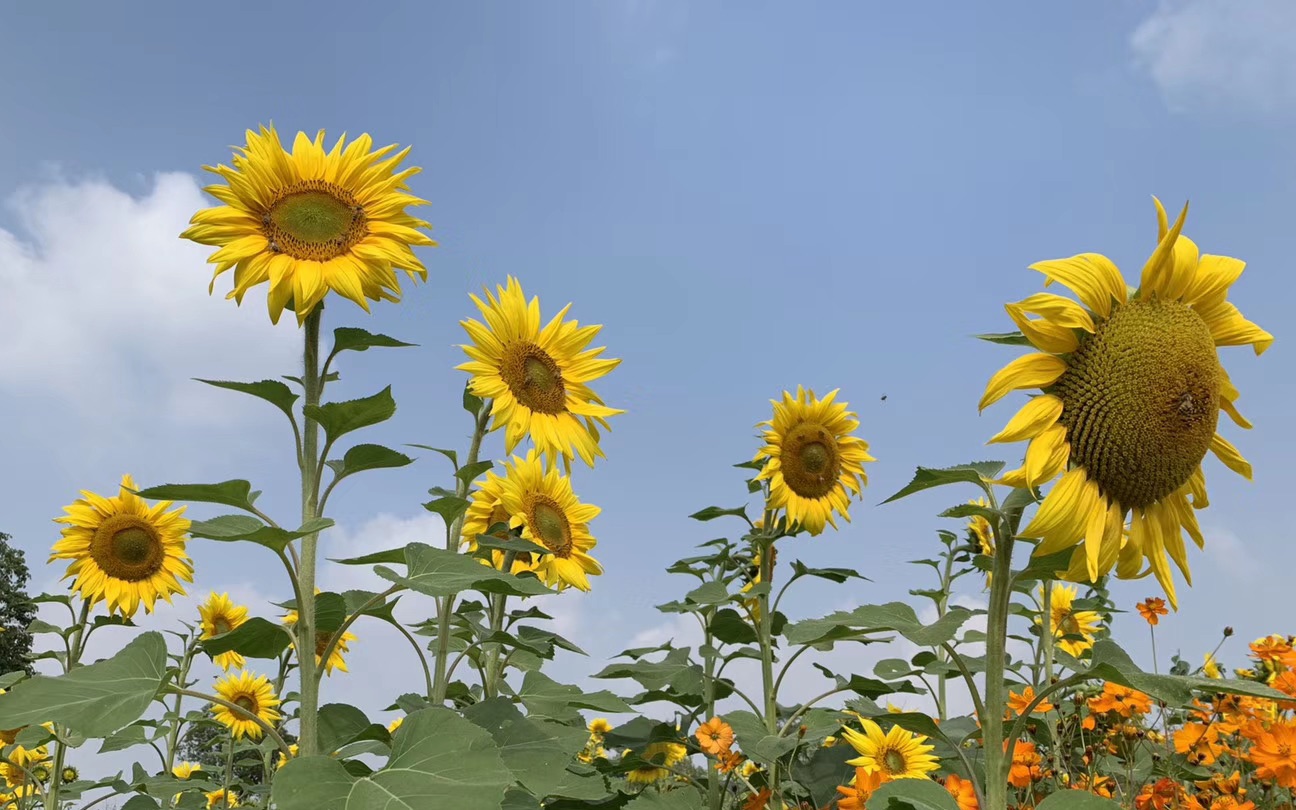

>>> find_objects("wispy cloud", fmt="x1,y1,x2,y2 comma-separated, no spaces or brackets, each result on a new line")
1131,0,1296,113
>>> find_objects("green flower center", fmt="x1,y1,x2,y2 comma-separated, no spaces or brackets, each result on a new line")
213,618,234,635
233,695,257,713
530,498,573,557
781,422,842,500
90,514,166,582
263,181,368,261
1053,297,1221,509
882,748,908,775
500,342,568,414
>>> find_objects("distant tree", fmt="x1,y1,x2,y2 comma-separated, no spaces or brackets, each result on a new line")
0,532,35,677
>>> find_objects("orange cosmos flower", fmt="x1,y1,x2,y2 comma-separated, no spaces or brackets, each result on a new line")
1175,722,1227,765
1006,686,1055,719
1136,597,1169,626
1247,719,1296,788
714,750,745,774
695,717,735,755
944,773,978,810
835,768,887,810
1008,740,1042,789
1088,682,1153,717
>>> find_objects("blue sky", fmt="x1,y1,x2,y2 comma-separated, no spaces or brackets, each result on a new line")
2,0,1296,742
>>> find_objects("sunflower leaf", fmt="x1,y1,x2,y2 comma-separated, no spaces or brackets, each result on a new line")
880,462,1005,505
374,542,552,598
688,505,749,522
463,698,589,799
330,327,416,355
516,671,633,720
1035,793,1126,809
785,602,973,648
464,384,486,416
316,703,372,755
315,592,348,634
326,444,414,481
407,444,458,470
202,618,293,659
196,379,298,420
188,515,333,553
423,495,471,525
975,330,1033,346
132,480,257,512
865,776,962,810
456,460,496,485
305,387,397,445
330,548,406,566
0,631,167,737
470,535,548,557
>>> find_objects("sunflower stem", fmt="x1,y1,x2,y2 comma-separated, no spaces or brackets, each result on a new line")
982,489,1016,810
163,635,199,775
755,522,780,794
46,600,90,810
222,728,235,802
482,552,516,700
432,400,491,704
296,306,323,756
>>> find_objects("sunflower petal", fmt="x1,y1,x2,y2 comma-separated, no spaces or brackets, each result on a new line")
978,354,1068,412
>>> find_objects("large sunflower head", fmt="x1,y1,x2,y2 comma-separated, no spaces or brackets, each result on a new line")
754,386,875,536
457,276,623,471
840,718,939,780
980,199,1272,607
496,450,603,592
211,670,280,740
1037,583,1102,658
283,602,356,676
181,124,436,325
461,469,540,576
198,592,250,671
49,474,193,618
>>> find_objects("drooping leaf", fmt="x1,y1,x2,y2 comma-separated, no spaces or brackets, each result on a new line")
315,592,349,634
317,703,372,755
786,602,973,648
202,618,293,660
516,671,633,720
789,560,869,584
1064,640,1290,707
188,515,334,553
591,647,704,696
0,632,167,737
463,698,589,798
880,463,1004,505
709,609,757,645
197,378,299,420
408,445,458,470
273,708,512,810
305,387,397,445
424,495,471,524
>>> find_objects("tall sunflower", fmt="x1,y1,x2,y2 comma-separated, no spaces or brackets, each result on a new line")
198,592,250,671
283,601,356,676
980,199,1272,606
840,718,939,780
211,670,280,740
181,124,436,325
49,474,193,617
457,276,623,470
754,387,875,536
1037,583,1102,657
461,468,540,576
496,451,603,592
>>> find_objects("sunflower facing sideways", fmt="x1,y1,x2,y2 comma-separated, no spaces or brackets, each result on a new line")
283,599,357,676
458,276,623,470
211,670,280,741
198,592,250,671
49,474,193,618
495,450,603,592
460,467,540,576
980,198,1272,606
754,386,875,536
181,124,436,325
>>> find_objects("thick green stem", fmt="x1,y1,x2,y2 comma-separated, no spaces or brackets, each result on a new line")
755,532,780,795
222,729,235,801
296,307,323,755
432,401,491,704
482,552,516,700
982,505,1016,810
702,618,721,810
47,600,90,810
1040,580,1060,778
935,549,956,721
163,638,199,774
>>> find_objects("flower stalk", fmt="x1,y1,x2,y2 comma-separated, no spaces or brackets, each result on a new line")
295,305,323,755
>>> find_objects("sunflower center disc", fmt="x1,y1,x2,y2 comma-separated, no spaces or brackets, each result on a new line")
234,695,257,713
882,749,907,774
782,423,842,499
90,515,165,582
264,182,368,261
501,343,568,414
213,619,233,635
1059,614,1081,636
1053,297,1221,509
532,499,573,557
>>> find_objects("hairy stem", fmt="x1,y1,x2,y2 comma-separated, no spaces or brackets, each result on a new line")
981,488,1015,810
296,306,324,755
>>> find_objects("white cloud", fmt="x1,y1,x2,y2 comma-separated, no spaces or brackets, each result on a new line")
0,172,299,432
1200,523,1260,580
1131,0,1296,112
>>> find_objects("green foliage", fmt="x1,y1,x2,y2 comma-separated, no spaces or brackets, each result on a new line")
133,480,259,512
375,542,553,597
188,514,335,553
866,778,961,810
197,378,298,420
881,462,1005,504
0,532,35,676
785,602,975,648
201,617,293,660
305,386,397,445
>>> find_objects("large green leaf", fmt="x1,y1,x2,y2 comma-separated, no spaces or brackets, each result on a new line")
326,443,414,480
591,647,704,695
463,698,589,798
305,387,397,445
272,708,513,810
197,378,298,420
866,778,961,810
786,602,973,648
516,671,633,720
375,542,552,597
317,703,372,754
1035,793,1124,809
202,618,293,659
1065,640,1291,707
881,462,1004,504
187,515,334,553
132,480,257,512
688,505,748,522
0,632,167,737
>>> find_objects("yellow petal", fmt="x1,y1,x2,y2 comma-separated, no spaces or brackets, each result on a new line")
1011,293,1096,331
1029,254,1127,319
1024,424,1069,488
979,354,1068,412
1139,200,1189,297
988,395,1064,444
1020,468,1089,541
1209,433,1252,480
1184,254,1245,310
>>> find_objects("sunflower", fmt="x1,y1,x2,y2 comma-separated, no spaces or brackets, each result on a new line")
588,718,613,736
205,787,240,809
49,474,193,617
496,451,603,592
181,125,435,325
840,718,939,780
211,670,281,740
172,762,202,779
626,742,687,785
754,386,875,536
59,766,77,783
461,469,539,576
980,198,1271,607
1038,583,1101,657
276,744,299,770
387,717,404,735
457,276,623,470
283,599,357,676
1,742,46,789
198,592,250,671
